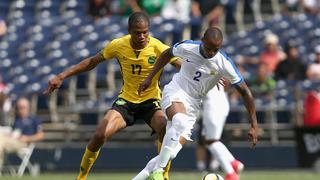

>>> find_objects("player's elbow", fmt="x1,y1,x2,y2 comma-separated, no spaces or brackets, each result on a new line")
163,48,175,60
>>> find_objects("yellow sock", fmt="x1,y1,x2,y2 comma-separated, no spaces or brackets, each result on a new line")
157,141,171,180
76,147,100,180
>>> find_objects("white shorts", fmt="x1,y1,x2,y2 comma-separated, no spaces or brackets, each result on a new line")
201,86,230,140
161,81,201,141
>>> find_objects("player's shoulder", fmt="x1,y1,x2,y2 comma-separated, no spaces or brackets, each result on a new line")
108,34,130,46
216,49,239,69
217,49,233,61
173,40,201,49
149,36,162,43
173,40,201,54
149,36,167,47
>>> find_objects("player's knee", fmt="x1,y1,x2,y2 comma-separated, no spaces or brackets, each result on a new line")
172,113,190,134
166,113,190,141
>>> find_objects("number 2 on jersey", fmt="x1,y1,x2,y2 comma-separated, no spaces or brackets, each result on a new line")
131,64,142,75
193,71,202,81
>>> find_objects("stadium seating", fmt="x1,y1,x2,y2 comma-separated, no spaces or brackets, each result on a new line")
1,0,320,145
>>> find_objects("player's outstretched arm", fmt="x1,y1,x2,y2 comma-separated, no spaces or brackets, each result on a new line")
138,48,174,95
234,82,259,147
170,58,182,70
44,53,105,95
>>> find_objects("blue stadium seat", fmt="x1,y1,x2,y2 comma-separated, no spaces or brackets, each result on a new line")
274,80,297,123
274,80,296,106
1,0,319,114
95,61,108,88
300,80,320,93
101,90,118,107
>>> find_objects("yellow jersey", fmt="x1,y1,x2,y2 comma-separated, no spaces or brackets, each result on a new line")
101,35,176,103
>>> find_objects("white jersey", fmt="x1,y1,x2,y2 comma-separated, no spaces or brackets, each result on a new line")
171,40,243,99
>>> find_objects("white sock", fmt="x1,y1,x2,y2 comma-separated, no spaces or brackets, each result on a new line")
132,169,149,180
171,142,183,159
218,143,235,162
207,141,234,174
197,161,206,171
132,156,158,180
133,141,184,180
154,113,189,171
209,159,220,171
153,126,181,171
154,121,186,170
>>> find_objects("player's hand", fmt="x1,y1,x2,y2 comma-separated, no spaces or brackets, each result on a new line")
43,75,63,95
248,126,258,148
138,78,152,96
217,78,227,90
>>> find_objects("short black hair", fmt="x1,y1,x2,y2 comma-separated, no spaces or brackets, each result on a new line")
128,12,150,29
284,40,297,54
203,27,223,42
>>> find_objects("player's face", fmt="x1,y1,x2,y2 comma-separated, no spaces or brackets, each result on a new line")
129,21,149,49
201,38,222,58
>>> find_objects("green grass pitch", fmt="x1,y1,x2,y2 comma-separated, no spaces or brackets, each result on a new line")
1,171,319,180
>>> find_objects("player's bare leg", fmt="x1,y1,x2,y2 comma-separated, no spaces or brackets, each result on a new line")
76,110,126,180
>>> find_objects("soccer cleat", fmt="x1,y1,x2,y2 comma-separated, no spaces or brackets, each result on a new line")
231,160,244,174
225,172,239,180
148,170,164,180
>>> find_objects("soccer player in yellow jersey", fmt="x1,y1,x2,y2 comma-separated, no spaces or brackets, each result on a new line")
44,12,181,180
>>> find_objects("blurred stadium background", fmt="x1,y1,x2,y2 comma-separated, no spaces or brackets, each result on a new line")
0,0,320,179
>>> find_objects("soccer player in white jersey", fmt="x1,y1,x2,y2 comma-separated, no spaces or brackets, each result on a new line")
135,27,259,180
199,85,244,178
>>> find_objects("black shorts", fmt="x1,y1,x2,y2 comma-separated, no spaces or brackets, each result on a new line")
111,98,162,126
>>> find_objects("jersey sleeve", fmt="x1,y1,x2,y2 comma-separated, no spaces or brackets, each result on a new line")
220,51,244,85
171,41,187,57
101,39,119,60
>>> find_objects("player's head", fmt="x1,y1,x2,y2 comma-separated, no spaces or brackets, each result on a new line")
201,27,223,58
128,12,150,48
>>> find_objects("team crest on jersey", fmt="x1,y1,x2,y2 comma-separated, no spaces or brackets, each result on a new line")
148,56,156,64
210,70,218,76
115,99,126,105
